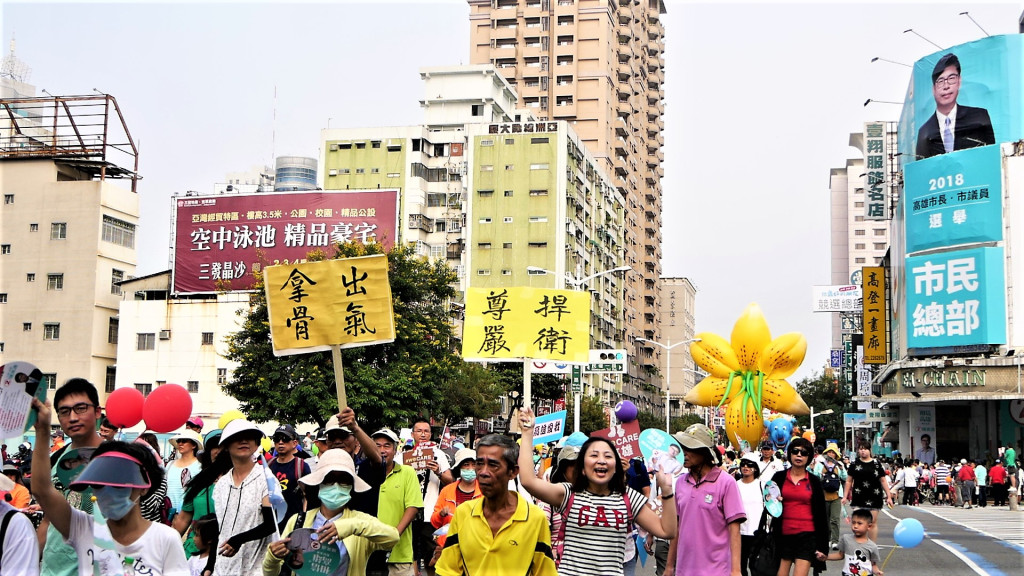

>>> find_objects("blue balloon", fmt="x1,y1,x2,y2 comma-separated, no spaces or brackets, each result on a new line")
893,518,925,548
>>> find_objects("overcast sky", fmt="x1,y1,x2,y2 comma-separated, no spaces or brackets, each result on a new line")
4,1,1022,382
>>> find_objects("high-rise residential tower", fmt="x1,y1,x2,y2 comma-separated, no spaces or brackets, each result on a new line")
468,0,667,387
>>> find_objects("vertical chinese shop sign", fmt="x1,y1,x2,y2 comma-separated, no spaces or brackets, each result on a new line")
264,255,396,408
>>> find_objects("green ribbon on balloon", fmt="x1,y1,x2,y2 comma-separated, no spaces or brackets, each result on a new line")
716,370,767,414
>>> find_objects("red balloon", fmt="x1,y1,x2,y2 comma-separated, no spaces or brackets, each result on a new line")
142,384,193,433
105,387,145,428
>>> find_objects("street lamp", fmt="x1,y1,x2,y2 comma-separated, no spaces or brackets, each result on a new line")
525,264,632,432
526,265,631,289
636,337,701,432
810,407,834,432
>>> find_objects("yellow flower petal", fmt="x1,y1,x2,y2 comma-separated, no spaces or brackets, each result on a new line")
760,379,810,415
682,375,743,407
731,303,772,370
757,332,807,379
689,332,741,377
725,395,765,450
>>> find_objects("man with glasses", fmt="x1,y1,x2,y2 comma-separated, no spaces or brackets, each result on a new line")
39,378,104,576
916,52,995,159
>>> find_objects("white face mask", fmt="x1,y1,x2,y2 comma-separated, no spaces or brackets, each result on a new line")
94,486,139,521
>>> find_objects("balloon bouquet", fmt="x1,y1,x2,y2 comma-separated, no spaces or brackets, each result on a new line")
683,303,810,450
105,384,193,432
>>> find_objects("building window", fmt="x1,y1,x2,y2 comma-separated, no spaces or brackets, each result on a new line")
477,269,491,276
478,242,492,249
504,190,513,197
505,138,514,145
105,367,116,393
108,317,119,344
854,202,864,208
531,137,549,144
854,243,865,250
111,269,124,295
217,368,228,385
528,242,548,248
874,242,887,250
503,243,512,249
855,257,866,264
29,223,38,232
26,273,35,282
201,332,214,345
44,323,60,340
854,216,865,222
502,269,512,275
47,274,64,291
187,380,200,393
134,383,152,397
529,216,548,223
472,104,484,116
854,229,865,236
480,165,493,171
43,373,57,390
503,217,513,223
530,163,550,170
529,189,549,196
0,293,6,303
137,333,156,351
3,194,12,204
51,222,67,240
101,215,135,248
371,141,381,149
479,218,492,224
874,229,886,236
478,189,494,197
0,342,4,352
23,322,31,331
1,245,9,254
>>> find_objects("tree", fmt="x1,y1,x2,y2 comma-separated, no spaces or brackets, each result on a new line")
670,413,705,433
564,394,609,434
223,241,491,430
793,371,850,446
636,410,662,431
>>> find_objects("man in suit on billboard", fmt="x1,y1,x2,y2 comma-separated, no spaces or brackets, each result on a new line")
916,53,995,159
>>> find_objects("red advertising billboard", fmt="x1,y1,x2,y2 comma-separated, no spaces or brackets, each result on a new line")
172,189,399,293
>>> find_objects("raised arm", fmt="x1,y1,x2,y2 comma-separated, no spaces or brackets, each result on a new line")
338,408,381,467
29,399,73,538
516,408,568,507
634,472,677,539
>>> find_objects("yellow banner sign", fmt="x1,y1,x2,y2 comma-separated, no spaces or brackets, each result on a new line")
264,255,395,356
862,266,887,364
462,287,590,362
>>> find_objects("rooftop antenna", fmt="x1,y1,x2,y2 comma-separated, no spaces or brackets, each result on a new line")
903,29,944,51
0,35,31,82
959,12,990,37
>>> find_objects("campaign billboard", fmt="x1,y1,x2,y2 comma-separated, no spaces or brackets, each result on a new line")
897,34,1024,166
903,145,1002,254
906,246,1006,349
172,190,399,293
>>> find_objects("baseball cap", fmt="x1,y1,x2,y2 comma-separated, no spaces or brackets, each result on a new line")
273,424,299,441
324,415,353,436
187,416,204,428
372,428,400,444
759,441,774,450
315,428,328,442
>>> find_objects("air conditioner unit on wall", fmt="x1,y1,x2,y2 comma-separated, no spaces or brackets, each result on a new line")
159,330,171,340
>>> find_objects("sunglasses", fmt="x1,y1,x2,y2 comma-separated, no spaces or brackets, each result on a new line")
790,449,811,457
273,435,295,443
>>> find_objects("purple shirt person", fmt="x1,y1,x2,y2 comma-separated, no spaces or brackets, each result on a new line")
667,424,746,576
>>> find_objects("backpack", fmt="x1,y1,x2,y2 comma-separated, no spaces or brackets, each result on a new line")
822,466,842,493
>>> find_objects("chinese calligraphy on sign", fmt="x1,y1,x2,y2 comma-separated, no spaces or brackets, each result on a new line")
906,247,1006,349
861,267,887,364
863,122,889,221
462,287,589,362
264,255,395,356
173,190,399,293
903,146,1002,254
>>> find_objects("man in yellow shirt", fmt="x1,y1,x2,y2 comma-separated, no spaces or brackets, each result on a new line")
435,434,556,576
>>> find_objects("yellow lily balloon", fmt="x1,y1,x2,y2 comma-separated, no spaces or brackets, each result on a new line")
682,303,810,449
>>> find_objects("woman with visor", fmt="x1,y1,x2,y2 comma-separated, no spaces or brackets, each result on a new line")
30,398,189,575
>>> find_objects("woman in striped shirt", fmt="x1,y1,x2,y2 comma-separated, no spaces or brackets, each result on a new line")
518,408,677,576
